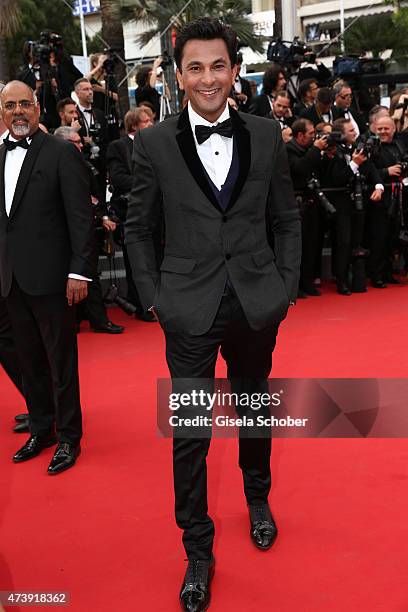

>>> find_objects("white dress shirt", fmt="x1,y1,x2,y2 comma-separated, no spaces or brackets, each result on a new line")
188,102,233,191
78,104,93,133
3,134,91,282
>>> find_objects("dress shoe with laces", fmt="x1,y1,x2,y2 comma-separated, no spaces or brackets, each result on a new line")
179,556,215,612
249,503,278,551
13,435,57,463
92,321,124,334
47,442,80,475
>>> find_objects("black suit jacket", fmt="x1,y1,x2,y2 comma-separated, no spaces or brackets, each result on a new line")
106,135,134,196
125,107,301,335
0,131,95,297
332,106,367,134
248,94,273,118
300,104,334,126
234,76,253,112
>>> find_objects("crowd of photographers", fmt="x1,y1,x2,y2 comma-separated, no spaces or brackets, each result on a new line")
236,61,408,297
6,32,408,310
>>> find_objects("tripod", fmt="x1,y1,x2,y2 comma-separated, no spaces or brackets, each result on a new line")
159,72,172,122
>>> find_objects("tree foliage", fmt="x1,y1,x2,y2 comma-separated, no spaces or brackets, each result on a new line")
344,12,408,57
107,0,263,53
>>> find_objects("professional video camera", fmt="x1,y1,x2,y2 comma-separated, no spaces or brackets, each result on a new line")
29,31,63,69
307,177,336,214
267,37,314,67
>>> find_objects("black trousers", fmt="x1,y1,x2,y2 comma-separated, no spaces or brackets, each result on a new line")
165,288,278,559
332,208,365,285
0,298,24,396
300,201,320,287
6,280,82,444
77,273,109,328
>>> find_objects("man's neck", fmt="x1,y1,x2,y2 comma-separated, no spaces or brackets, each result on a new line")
79,102,92,110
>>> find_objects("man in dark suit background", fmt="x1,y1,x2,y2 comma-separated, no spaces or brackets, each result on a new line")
0,81,95,474
232,52,252,112
107,106,156,321
300,86,334,126
125,18,301,611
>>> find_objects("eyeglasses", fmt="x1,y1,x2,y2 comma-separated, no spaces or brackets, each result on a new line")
2,100,37,112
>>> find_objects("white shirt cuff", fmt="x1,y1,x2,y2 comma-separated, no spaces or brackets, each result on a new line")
375,184,384,191
69,273,92,282
350,161,359,174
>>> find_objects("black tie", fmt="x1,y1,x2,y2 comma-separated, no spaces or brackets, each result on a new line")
195,119,233,145
83,108,92,113
3,137,30,151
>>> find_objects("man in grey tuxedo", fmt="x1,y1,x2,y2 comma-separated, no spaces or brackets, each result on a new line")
126,18,301,611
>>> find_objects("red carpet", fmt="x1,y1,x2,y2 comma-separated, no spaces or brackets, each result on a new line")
1,281,408,611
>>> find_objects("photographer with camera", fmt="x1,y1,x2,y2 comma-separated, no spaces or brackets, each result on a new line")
16,32,82,130
135,56,170,121
86,52,120,142
54,126,124,334
74,77,108,203
370,115,408,286
287,119,329,296
106,106,157,322
322,118,383,294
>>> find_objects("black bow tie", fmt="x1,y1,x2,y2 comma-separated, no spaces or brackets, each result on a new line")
83,108,92,113
3,137,30,151
195,118,233,145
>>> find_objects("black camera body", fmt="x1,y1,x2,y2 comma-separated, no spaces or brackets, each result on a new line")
356,134,381,159
161,50,173,68
267,37,312,67
30,31,63,67
102,47,118,75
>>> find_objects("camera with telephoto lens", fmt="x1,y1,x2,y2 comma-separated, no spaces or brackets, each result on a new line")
351,171,364,211
102,47,118,75
355,134,381,159
399,155,408,178
307,177,336,214
316,130,346,149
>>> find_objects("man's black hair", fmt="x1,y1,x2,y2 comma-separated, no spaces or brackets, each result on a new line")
262,64,286,96
174,17,238,71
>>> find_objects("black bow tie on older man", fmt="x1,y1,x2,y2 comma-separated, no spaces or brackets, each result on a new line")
195,118,234,145
3,137,30,151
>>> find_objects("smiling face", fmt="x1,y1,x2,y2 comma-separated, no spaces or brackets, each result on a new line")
176,38,237,123
0,81,40,139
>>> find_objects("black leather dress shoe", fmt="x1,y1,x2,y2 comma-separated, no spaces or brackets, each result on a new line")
249,504,278,551
13,435,57,463
301,283,321,296
179,556,215,612
15,413,29,422
92,321,124,334
48,443,80,475
13,419,30,433
337,283,351,296
372,280,387,289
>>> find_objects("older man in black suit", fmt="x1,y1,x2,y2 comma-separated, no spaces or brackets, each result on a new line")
0,81,94,474
126,18,301,611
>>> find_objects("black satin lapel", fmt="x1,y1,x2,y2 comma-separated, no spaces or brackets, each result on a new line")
226,122,251,212
9,131,46,220
0,145,6,216
176,123,221,212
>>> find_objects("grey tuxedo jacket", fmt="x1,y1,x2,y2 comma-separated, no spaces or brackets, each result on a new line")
125,107,301,335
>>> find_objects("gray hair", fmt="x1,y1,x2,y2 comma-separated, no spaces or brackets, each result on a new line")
54,126,77,140
332,80,351,97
